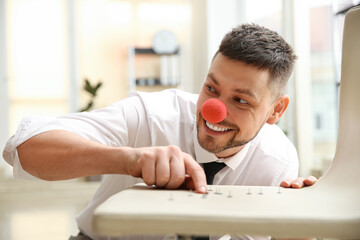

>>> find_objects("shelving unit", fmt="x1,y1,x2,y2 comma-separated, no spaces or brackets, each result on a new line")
127,46,181,93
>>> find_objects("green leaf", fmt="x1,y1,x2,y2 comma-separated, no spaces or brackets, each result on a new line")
94,82,103,93
80,100,93,112
80,78,103,112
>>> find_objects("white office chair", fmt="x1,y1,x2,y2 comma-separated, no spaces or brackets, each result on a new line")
93,6,360,239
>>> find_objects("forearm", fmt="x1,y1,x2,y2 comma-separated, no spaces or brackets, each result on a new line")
17,130,130,180
16,129,207,193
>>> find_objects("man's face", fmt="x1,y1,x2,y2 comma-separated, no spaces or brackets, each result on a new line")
196,53,276,158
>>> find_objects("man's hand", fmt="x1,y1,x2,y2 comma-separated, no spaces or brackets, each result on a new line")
123,145,208,194
280,176,318,188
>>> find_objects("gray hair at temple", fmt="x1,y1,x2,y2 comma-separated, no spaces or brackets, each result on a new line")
214,23,297,99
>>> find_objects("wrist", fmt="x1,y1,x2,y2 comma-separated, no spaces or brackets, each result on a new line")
105,146,139,177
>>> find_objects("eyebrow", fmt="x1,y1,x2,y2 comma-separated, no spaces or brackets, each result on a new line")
208,73,220,86
207,73,258,100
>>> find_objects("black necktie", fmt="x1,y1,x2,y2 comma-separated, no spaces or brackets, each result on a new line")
202,161,226,185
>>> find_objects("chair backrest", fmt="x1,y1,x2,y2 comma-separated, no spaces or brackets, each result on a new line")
318,5,360,191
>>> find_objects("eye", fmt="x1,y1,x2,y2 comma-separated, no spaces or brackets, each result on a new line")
234,97,248,104
206,84,216,93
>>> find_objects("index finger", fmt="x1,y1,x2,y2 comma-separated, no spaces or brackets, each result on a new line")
183,154,207,193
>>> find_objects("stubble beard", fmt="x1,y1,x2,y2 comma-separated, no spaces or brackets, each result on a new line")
198,132,247,154
196,124,246,155
196,114,263,154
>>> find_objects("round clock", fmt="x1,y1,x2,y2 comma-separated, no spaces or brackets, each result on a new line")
152,30,178,54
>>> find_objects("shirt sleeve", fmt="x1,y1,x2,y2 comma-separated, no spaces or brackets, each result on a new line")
2,94,151,180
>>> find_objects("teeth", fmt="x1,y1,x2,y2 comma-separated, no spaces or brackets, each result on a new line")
206,121,230,132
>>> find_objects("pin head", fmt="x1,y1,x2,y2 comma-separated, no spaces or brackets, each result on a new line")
201,98,227,123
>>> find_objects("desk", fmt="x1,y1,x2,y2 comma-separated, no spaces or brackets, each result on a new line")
92,183,360,239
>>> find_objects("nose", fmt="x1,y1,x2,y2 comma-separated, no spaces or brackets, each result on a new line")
201,98,227,123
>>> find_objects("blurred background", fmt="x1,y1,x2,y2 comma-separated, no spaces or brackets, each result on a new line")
0,0,359,239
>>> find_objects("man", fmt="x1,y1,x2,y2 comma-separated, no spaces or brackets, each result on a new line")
3,24,316,239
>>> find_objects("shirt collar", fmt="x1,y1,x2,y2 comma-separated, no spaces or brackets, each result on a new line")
217,142,250,170
193,122,251,170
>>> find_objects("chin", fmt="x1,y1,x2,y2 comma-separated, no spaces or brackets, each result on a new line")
197,133,228,154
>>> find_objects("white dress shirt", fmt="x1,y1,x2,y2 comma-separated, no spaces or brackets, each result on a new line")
3,89,299,240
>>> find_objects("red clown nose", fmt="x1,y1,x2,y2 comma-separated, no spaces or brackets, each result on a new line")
201,98,227,124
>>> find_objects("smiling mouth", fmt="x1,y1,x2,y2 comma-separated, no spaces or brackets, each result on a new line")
205,121,232,132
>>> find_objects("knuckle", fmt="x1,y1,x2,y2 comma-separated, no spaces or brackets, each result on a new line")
184,153,198,166
154,148,167,159
167,145,181,154
182,151,192,159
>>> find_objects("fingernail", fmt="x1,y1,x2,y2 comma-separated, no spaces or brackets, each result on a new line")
293,182,300,188
199,185,207,193
282,180,290,187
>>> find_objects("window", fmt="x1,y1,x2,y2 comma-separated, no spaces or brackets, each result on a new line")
308,0,357,173
1,0,69,177
7,0,69,134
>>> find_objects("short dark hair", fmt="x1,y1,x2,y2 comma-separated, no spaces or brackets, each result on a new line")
216,23,297,98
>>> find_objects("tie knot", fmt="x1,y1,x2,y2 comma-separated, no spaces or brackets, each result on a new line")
202,161,226,185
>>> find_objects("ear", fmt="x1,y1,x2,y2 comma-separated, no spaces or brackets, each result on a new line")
266,95,289,125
